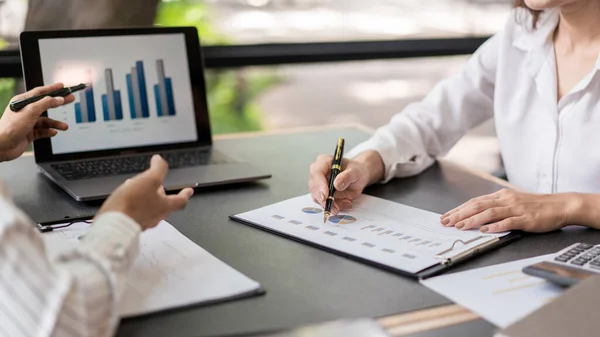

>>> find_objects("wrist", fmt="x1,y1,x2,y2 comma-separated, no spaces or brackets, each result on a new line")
354,150,385,185
563,193,600,230
95,210,144,232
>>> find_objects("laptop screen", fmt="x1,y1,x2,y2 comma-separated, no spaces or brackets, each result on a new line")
37,33,199,155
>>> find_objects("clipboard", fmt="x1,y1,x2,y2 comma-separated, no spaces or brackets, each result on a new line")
230,214,521,279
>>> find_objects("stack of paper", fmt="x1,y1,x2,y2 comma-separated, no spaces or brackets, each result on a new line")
43,220,262,317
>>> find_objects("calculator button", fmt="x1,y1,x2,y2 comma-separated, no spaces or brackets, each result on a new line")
555,257,569,262
572,260,586,266
577,244,593,249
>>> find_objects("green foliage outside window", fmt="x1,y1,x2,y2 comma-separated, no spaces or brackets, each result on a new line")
156,0,277,134
0,78,15,114
0,38,14,117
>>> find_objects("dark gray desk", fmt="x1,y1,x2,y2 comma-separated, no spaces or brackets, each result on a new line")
407,320,496,337
2,127,599,337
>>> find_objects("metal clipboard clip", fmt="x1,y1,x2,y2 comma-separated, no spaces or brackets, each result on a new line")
434,235,500,266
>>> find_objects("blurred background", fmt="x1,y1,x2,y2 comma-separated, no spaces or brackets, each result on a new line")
0,0,513,175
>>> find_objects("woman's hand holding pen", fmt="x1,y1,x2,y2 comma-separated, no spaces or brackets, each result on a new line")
0,83,73,162
309,150,385,215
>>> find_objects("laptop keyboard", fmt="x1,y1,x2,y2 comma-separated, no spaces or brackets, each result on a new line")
51,150,233,181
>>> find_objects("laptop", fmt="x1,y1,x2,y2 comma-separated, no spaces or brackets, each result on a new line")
19,27,271,201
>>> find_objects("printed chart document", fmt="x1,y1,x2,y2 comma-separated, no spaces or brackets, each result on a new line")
43,220,262,317
233,194,508,275
420,255,565,328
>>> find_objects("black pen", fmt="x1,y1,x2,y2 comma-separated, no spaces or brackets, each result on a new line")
324,137,345,223
36,214,95,233
9,83,89,112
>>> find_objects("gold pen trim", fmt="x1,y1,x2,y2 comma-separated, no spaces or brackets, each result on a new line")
334,138,345,160
331,164,342,170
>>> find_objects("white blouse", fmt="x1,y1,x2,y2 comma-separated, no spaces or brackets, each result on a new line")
348,8,600,194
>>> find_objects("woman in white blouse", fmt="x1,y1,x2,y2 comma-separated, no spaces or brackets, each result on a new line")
309,0,600,233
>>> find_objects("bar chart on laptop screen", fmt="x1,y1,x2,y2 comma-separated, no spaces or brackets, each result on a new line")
38,34,199,155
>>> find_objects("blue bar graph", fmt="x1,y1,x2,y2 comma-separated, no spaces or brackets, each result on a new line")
74,60,176,122
137,61,150,118
153,85,162,117
85,88,96,122
101,69,123,121
126,61,150,119
75,103,83,123
154,59,176,117
102,92,123,121
165,78,175,116
74,77,96,124
114,92,123,120
126,74,136,119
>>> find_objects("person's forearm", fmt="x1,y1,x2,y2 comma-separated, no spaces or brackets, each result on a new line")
354,150,385,186
567,193,600,230
54,212,141,336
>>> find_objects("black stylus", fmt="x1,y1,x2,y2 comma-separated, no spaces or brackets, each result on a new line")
9,83,89,112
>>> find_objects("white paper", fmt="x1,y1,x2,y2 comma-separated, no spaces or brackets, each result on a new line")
235,194,508,274
420,255,565,328
42,220,261,317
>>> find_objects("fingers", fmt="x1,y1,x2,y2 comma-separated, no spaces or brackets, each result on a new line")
337,198,352,210
140,155,169,185
309,155,333,203
329,202,340,215
442,200,500,227
35,117,69,131
63,94,76,105
166,188,194,211
441,191,503,221
33,128,58,140
318,197,353,216
23,96,66,117
11,83,65,102
333,166,361,191
480,217,523,233
454,207,512,230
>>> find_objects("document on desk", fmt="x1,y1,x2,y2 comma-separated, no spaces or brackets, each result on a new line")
42,220,262,317
420,255,565,328
232,194,509,275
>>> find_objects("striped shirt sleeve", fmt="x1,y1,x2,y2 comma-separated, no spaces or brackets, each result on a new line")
0,194,141,337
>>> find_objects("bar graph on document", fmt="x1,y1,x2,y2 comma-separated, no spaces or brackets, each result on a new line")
234,194,508,274
74,70,97,124
154,59,176,117
126,61,151,119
